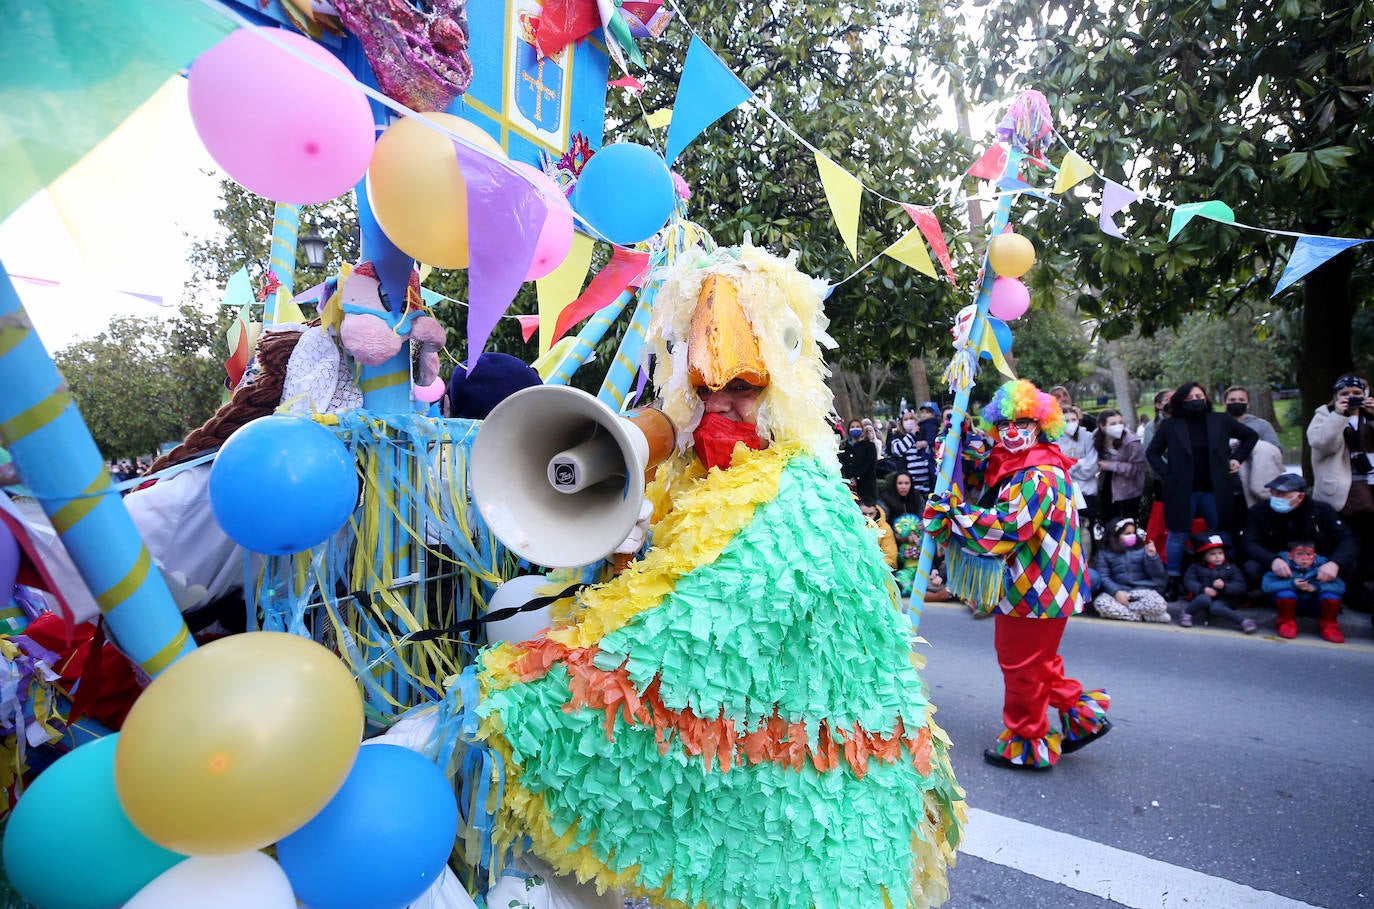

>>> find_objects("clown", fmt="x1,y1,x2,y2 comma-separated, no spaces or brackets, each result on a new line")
924,379,1110,771
474,245,964,908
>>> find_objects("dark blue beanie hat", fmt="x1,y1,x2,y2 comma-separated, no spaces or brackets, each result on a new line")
447,352,542,419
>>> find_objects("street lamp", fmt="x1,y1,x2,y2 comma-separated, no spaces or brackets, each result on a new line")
300,223,328,271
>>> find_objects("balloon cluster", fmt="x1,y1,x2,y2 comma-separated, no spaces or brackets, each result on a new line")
986,232,1035,321
2,633,458,909
188,27,678,278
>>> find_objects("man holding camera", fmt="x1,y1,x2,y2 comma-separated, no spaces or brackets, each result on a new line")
1308,374,1374,613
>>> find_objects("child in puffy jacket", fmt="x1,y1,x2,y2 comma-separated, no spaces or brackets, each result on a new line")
1262,540,1346,642
1181,532,1256,633
1093,517,1171,622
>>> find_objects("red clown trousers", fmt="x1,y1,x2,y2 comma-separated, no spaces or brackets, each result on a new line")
993,614,1083,739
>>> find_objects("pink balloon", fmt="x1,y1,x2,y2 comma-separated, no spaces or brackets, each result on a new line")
988,276,1031,321
413,377,446,404
188,29,376,205
510,162,574,281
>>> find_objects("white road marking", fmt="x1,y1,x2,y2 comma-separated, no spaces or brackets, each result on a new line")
960,807,1323,908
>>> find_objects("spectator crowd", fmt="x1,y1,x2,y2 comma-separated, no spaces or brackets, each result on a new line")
844,375,1374,643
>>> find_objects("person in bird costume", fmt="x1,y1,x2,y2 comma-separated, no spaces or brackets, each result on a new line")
923,379,1111,771
474,244,965,908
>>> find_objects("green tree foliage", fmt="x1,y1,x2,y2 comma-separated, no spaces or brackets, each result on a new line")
54,305,231,460
614,3,981,375
971,0,1374,440
1000,302,1089,392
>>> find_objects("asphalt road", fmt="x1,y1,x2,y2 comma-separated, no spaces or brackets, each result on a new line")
913,600,1374,908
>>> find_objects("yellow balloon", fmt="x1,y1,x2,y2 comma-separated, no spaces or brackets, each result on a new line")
988,232,1036,278
114,632,363,856
367,112,506,269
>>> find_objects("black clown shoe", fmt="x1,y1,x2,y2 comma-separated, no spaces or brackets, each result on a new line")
982,748,1053,772
1060,718,1113,755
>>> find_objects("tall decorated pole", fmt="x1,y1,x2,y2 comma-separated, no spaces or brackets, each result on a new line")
0,261,195,675
906,92,1050,626
264,201,300,323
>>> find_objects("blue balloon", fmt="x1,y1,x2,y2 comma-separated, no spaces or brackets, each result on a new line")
277,744,458,909
209,415,357,554
980,316,1015,360
571,142,675,246
3,735,185,909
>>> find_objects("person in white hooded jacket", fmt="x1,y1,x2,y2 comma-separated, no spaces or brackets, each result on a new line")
1056,405,1100,551
1307,373,1374,609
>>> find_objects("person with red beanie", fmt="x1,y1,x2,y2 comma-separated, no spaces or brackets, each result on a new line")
924,379,1110,771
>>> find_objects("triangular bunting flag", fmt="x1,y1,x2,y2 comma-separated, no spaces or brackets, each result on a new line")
609,75,645,93
978,315,1016,380
1168,200,1235,241
1272,236,1371,297
902,204,957,285
663,35,752,165
271,287,306,325
223,302,256,389
1051,150,1094,194
551,246,653,343
645,107,673,130
814,152,863,261
516,314,541,342
452,140,548,366
882,228,936,278
1099,180,1139,239
967,145,1008,180
537,232,595,354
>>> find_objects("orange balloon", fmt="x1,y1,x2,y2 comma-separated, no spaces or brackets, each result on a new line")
114,633,363,856
367,112,506,268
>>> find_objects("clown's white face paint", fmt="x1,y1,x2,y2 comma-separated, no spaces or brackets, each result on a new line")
997,424,1036,453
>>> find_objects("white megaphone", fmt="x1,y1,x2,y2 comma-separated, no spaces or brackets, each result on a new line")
470,385,676,569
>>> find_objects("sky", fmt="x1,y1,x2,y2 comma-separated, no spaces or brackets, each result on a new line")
0,77,226,352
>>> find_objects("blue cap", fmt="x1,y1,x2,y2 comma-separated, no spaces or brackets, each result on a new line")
1265,473,1308,493
920,401,939,413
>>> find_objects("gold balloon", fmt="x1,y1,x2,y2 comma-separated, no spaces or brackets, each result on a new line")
988,232,1036,278
367,112,506,269
114,632,363,856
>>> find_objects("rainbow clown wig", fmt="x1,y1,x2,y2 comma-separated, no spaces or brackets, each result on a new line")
981,379,1066,442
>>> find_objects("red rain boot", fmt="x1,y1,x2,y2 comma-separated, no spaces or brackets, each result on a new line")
1319,600,1345,644
1275,597,1298,639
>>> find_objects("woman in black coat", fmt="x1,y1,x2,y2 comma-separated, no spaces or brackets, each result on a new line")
1145,382,1258,593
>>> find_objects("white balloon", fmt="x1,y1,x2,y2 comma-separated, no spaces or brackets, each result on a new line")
484,575,553,645
125,852,295,909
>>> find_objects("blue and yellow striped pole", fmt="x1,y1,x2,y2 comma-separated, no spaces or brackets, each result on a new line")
543,290,634,387
0,260,194,675
355,174,415,413
597,250,664,411
265,202,300,322
906,151,1021,627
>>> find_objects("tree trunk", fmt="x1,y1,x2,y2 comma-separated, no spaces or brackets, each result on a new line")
1299,251,1356,478
1108,345,1135,427
908,356,930,411
1252,386,1278,429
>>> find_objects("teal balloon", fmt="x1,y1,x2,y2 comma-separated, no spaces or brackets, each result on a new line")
980,317,1014,360
208,415,358,554
2,735,184,909
570,143,675,246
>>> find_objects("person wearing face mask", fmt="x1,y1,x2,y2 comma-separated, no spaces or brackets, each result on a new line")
839,418,878,501
1092,408,1146,529
925,380,1110,772
1055,405,1100,556
1307,373,1374,612
889,410,935,494
1146,382,1259,599
1091,517,1171,622
1222,386,1280,448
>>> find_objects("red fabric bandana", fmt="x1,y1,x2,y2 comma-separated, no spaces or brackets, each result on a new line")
692,412,764,471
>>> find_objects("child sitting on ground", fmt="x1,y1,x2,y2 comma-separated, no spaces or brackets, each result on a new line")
1262,540,1346,642
1093,516,1171,622
859,498,898,570
1181,532,1256,633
